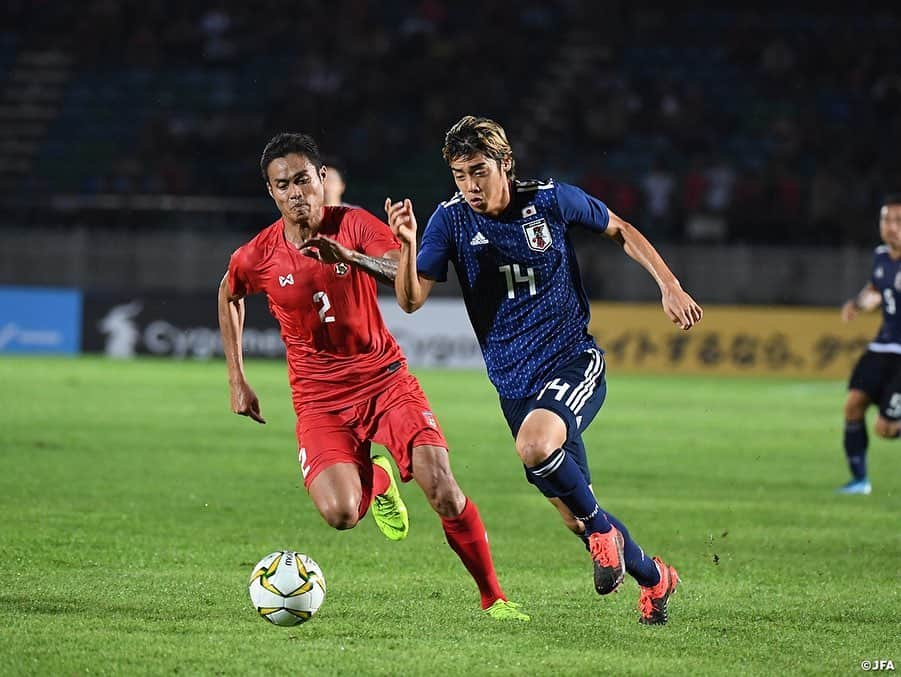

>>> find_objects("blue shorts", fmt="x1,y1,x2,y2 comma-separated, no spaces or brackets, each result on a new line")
849,350,901,420
500,348,607,497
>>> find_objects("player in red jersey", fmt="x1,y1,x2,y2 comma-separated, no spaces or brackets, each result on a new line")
217,132,528,620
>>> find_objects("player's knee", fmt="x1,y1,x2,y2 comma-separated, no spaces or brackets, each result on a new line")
844,393,869,420
874,417,900,439
844,402,867,420
515,436,555,467
317,501,360,530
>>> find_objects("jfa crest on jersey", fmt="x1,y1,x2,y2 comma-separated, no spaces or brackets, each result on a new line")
523,218,552,252
417,179,610,398
869,244,901,352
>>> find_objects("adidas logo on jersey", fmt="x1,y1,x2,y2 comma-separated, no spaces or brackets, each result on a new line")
469,232,489,246
278,273,294,287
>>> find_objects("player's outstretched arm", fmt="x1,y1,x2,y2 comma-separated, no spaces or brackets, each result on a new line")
217,273,265,424
385,198,435,313
841,283,881,322
298,235,399,285
603,210,703,331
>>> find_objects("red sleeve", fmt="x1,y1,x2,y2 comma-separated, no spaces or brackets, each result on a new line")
350,209,400,257
227,245,258,297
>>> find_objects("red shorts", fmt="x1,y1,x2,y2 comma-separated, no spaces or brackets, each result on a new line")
295,369,448,490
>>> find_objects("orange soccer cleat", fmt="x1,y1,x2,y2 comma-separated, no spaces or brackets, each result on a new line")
638,557,680,625
588,527,625,595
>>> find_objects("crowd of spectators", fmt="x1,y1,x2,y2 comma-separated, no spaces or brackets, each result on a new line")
1,1,900,246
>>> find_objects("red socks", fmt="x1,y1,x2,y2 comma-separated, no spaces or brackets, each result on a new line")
441,498,505,609
356,460,392,520
371,462,391,497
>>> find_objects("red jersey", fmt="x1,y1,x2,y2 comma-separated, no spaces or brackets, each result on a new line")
228,207,405,414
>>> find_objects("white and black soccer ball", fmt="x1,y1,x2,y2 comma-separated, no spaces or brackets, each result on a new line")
248,551,326,626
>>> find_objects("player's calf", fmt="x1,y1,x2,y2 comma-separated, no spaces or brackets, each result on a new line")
411,444,466,517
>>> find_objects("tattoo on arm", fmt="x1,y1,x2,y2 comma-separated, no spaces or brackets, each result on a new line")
351,253,398,284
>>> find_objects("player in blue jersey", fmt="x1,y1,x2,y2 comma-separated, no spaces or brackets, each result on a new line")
385,116,702,625
838,194,901,495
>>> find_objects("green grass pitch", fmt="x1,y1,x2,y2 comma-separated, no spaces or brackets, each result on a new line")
0,356,898,676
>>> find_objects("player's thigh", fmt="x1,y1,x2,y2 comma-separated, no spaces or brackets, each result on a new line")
307,462,366,528
296,411,370,513
516,349,607,463
516,408,567,463
369,371,449,484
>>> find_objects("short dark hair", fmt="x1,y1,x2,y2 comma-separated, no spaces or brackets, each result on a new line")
884,193,901,207
260,132,322,182
442,115,515,180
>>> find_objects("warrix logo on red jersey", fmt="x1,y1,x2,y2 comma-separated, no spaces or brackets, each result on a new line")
278,273,294,287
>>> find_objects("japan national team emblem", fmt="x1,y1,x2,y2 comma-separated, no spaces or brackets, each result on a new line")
875,267,884,279
278,273,294,287
522,218,552,252
422,411,437,428
335,262,349,276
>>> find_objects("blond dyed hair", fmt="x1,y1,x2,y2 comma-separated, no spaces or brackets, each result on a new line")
442,115,515,179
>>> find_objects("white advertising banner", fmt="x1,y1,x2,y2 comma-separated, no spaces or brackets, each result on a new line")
377,296,484,369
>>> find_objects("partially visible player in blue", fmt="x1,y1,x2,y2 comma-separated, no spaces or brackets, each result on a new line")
838,194,901,495
385,116,702,625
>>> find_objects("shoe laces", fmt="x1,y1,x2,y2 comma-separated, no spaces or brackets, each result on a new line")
638,563,668,617
588,530,620,567
373,492,404,518
638,587,658,617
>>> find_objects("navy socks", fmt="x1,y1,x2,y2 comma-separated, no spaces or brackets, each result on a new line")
531,449,661,587
527,448,611,534
604,510,660,587
844,420,868,481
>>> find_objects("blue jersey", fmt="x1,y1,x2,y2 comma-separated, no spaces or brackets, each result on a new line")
869,245,901,352
417,179,609,398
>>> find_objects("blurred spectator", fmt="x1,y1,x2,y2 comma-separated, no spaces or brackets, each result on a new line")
640,157,677,240
704,154,737,214
0,1,898,247
323,164,349,207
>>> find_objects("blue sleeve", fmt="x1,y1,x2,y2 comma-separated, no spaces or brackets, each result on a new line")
556,182,609,233
416,207,453,282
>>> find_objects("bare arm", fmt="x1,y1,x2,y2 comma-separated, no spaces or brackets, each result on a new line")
603,209,703,330
298,236,399,285
385,198,435,313
217,273,265,424
841,283,881,322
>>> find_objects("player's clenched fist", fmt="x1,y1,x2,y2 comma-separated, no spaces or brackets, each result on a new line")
384,198,418,246
230,379,266,424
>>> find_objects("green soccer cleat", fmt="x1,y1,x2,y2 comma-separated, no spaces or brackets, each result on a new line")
484,599,531,621
371,455,409,541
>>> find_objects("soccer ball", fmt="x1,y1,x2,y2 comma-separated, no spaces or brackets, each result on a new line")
248,551,326,626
